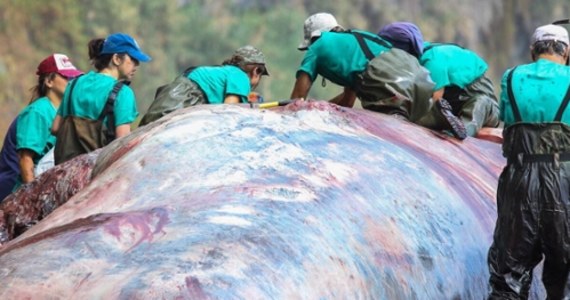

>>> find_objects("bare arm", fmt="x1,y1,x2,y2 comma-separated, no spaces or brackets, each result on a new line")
18,149,35,184
51,115,62,135
290,72,313,100
224,95,241,104
329,87,357,108
476,127,503,144
115,124,131,139
432,88,445,101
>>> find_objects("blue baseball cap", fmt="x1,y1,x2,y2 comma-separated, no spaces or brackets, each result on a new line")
100,33,151,62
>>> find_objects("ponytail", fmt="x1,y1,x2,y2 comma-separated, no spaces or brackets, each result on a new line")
222,54,246,67
29,73,56,104
88,38,114,71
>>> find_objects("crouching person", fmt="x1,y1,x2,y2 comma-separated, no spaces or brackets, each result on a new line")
139,45,269,126
290,12,435,125
378,21,499,139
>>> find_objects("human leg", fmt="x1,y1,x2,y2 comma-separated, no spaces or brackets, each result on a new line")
457,76,500,136
355,48,435,122
540,165,570,299
488,167,543,299
139,77,206,126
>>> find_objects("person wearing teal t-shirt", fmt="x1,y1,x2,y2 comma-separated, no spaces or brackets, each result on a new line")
139,45,269,126
52,33,151,164
378,22,499,138
290,13,435,124
13,54,82,189
487,24,570,299
418,42,500,137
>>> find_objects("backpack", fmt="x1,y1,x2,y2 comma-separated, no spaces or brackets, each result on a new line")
350,31,435,122
53,77,124,165
139,66,206,126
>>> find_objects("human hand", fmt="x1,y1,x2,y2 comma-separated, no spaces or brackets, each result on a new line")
248,92,264,103
476,127,503,143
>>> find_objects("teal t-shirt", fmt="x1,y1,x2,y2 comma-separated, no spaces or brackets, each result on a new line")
500,59,570,127
420,42,488,90
16,96,57,163
189,65,250,104
297,30,391,87
58,71,138,126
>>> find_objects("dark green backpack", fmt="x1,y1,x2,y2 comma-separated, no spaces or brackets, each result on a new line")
350,31,435,122
139,66,207,126
54,77,124,165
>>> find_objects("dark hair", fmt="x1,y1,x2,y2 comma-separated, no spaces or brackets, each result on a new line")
222,54,245,67
309,26,347,44
88,38,127,71
330,25,347,33
29,72,56,103
531,40,568,58
221,55,265,77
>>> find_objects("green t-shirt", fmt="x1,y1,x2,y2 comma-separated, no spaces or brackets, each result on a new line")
297,30,391,87
16,96,56,163
500,59,570,127
58,71,138,126
420,42,488,90
188,65,250,104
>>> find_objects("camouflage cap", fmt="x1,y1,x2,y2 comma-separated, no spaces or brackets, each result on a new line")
234,45,269,75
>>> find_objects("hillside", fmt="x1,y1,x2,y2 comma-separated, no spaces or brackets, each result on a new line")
0,0,568,145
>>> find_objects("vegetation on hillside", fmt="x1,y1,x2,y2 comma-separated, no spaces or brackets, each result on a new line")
0,0,568,144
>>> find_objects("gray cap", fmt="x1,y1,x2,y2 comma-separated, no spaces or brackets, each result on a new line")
298,13,339,50
531,24,569,46
234,45,269,75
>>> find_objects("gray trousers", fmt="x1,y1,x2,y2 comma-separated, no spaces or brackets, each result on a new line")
416,75,500,137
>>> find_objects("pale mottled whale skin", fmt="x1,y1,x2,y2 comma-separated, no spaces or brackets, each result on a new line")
0,101,544,299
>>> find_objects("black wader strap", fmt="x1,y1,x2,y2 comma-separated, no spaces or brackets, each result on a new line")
554,83,570,121
507,66,570,122
506,66,570,165
351,31,391,61
98,81,125,139
506,67,523,123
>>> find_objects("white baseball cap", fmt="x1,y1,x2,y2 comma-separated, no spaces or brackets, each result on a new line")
298,13,340,50
531,24,569,46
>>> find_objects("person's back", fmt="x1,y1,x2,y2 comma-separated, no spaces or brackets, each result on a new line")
139,45,269,126
189,65,251,104
52,33,151,165
58,71,137,126
291,13,434,122
16,96,58,163
420,42,499,136
487,24,570,299
500,58,570,126
420,43,488,91
0,118,19,202
377,21,497,138
297,29,390,88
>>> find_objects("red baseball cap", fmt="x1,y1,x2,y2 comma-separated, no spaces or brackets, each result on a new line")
36,53,83,78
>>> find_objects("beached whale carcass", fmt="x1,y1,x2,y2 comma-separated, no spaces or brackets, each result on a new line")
0,101,544,298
